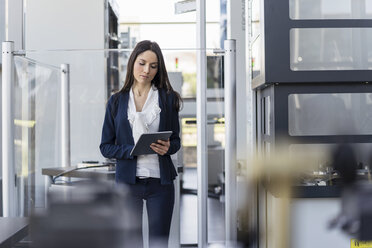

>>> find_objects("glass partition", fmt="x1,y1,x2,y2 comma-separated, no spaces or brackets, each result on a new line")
289,0,372,20
159,49,225,244
21,47,224,175
14,56,61,215
24,50,123,167
206,52,225,243
251,37,262,79
12,47,226,245
251,0,261,38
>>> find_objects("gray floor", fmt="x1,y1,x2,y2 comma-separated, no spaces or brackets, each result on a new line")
180,168,225,245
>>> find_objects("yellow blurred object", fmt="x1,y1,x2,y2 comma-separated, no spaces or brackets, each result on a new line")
14,119,36,128
351,239,372,248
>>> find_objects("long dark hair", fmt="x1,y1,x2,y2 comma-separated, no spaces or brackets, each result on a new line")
118,40,182,111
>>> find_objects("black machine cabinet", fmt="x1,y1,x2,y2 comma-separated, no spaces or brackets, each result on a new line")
251,1,372,244
253,0,372,197
251,0,372,89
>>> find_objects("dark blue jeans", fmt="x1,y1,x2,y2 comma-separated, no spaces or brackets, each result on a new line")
124,177,174,248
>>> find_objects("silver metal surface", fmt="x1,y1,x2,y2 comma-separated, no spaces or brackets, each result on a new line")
224,39,237,243
247,1,259,245
196,0,208,247
60,64,71,167
213,48,225,54
175,0,196,14
170,164,181,248
2,41,16,217
4,0,24,51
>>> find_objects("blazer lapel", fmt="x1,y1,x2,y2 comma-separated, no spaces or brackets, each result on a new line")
122,91,135,144
122,91,129,118
158,88,166,131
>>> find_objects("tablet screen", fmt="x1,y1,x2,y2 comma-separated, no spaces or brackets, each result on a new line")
130,131,172,156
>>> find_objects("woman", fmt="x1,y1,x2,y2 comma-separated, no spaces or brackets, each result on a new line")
100,40,182,247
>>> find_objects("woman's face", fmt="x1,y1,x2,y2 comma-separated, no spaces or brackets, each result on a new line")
133,50,158,86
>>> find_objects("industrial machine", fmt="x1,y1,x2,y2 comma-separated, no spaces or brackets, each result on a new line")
250,0,372,247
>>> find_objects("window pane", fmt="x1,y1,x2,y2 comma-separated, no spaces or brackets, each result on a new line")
252,36,261,79
264,96,271,135
290,28,372,71
289,0,372,20
288,93,372,135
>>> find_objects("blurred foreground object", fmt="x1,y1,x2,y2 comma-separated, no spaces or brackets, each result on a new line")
30,181,139,248
248,150,306,248
330,143,372,241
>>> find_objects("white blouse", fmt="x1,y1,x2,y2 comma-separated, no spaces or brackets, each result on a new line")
128,85,161,178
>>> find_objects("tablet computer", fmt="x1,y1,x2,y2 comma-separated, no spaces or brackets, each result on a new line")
130,131,173,156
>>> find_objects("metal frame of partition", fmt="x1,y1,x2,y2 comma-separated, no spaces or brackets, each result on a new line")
196,0,208,247
2,41,16,217
60,64,71,168
1,41,71,217
196,2,239,245
224,39,237,244
197,1,238,246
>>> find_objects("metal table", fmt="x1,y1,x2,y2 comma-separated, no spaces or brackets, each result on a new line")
42,166,115,181
0,217,28,248
42,166,116,206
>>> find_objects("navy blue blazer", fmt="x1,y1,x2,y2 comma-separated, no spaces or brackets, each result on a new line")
100,88,180,185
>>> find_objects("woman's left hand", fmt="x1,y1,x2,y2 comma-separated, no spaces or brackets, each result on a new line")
150,139,170,155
